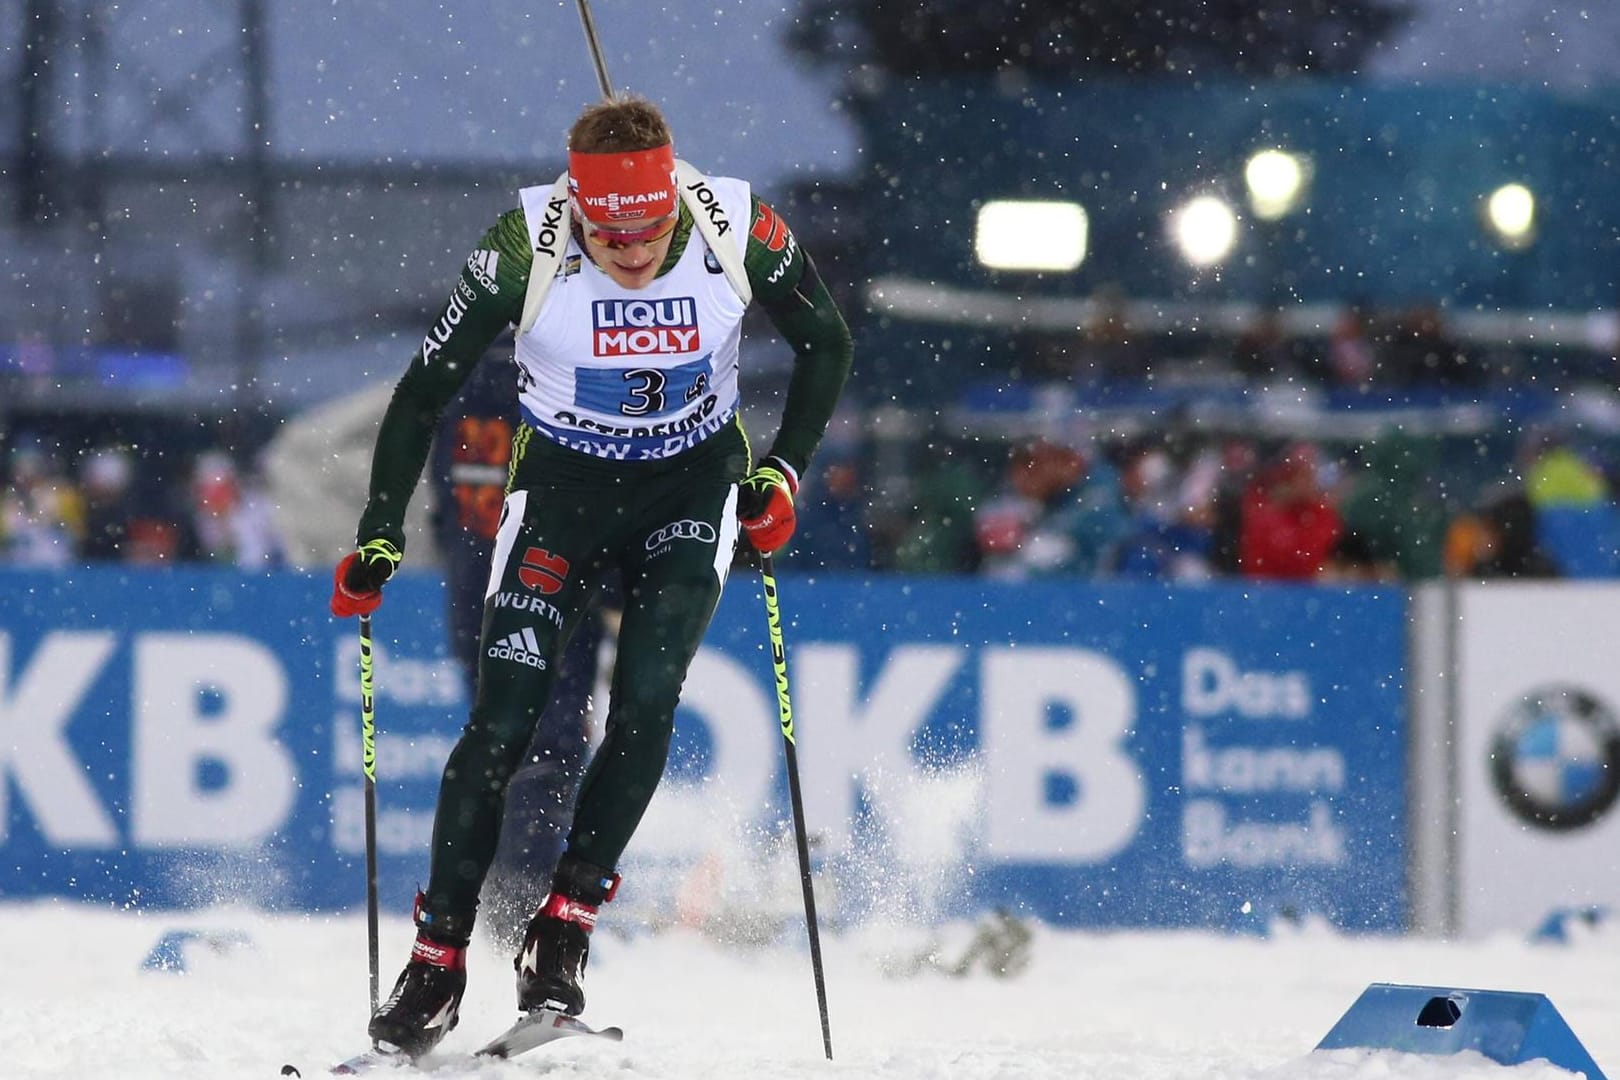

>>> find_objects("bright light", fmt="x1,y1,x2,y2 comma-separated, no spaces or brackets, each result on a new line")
975,200,1088,272
1170,195,1239,268
1486,183,1536,248
1244,149,1309,220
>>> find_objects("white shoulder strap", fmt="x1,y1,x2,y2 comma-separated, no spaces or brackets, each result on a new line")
675,160,753,306
517,172,573,337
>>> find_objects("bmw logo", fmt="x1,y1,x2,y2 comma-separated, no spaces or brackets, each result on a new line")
1490,685,1620,831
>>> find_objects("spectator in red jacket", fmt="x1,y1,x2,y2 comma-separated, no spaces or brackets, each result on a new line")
1238,443,1344,580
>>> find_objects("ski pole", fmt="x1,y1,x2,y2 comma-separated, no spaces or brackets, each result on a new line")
574,0,615,99
358,613,381,1017
758,553,833,1060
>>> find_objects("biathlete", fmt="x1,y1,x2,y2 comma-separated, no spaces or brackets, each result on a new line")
329,94,853,1058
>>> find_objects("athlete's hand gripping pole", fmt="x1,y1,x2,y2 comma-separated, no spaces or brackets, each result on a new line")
759,553,833,1060
738,456,799,554
331,539,401,618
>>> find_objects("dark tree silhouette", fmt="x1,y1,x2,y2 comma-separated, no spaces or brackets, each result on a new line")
788,0,1412,79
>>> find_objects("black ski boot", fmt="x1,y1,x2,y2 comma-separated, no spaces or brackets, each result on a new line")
514,855,620,1016
368,898,471,1058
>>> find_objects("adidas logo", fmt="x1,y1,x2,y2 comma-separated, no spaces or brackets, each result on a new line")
488,627,547,669
519,939,540,977
466,249,501,293
424,997,458,1031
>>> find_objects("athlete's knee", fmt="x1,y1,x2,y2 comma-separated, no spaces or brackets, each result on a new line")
600,673,674,744
451,699,543,784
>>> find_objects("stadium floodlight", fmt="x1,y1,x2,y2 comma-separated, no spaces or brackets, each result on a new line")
1244,148,1309,220
1485,182,1536,249
975,199,1088,272
1170,194,1239,268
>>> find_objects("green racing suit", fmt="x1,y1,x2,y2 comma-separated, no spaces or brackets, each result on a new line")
353,187,852,932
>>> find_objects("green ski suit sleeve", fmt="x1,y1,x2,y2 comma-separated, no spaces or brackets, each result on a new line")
356,211,531,551
741,196,855,478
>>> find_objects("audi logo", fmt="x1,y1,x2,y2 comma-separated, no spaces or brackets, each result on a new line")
645,519,718,549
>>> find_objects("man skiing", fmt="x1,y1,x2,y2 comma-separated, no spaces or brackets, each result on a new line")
329,95,853,1059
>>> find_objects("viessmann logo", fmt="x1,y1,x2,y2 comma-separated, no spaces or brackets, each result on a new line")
581,190,666,216
1490,684,1620,831
592,298,699,356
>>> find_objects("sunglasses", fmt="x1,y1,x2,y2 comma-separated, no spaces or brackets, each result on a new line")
584,214,678,250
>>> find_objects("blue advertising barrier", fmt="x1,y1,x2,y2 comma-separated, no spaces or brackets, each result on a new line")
0,568,1407,930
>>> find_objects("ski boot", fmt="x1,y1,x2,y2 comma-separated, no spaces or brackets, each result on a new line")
368,897,471,1059
514,854,620,1016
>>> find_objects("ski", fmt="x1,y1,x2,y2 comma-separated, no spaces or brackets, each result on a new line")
281,1009,623,1076
327,1049,409,1075
277,1047,410,1076
476,1007,625,1059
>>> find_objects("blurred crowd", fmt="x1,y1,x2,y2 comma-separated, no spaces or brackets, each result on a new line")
7,287,1620,583
788,424,1620,582
777,294,1620,582
7,419,1619,583
0,438,284,569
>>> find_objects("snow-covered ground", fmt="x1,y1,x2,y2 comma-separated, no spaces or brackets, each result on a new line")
10,899,1615,1080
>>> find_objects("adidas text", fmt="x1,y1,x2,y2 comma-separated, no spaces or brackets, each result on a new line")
488,628,548,670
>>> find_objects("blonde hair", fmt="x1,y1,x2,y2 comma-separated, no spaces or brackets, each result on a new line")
568,96,672,153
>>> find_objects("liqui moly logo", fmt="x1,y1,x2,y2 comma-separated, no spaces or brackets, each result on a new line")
593,297,700,356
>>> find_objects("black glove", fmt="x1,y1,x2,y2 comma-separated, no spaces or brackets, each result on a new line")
330,538,402,617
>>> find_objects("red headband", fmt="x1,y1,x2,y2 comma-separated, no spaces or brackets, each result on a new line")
568,144,678,225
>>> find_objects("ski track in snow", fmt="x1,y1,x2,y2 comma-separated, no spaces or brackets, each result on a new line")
10,900,1616,1080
